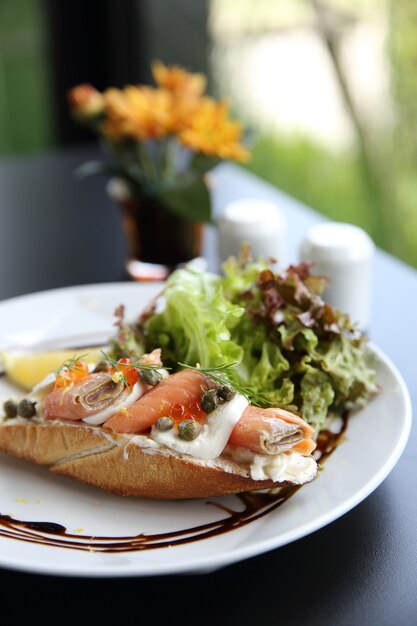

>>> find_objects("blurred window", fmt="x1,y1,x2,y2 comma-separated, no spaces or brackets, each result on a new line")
0,0,53,154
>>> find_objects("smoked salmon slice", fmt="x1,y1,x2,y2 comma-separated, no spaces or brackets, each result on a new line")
228,405,316,455
104,369,316,456
43,373,124,421
104,369,213,433
41,350,163,422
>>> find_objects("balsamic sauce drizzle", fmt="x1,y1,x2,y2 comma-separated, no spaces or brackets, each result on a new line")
0,414,349,553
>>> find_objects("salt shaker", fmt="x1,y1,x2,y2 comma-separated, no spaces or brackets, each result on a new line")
299,222,375,329
217,198,287,266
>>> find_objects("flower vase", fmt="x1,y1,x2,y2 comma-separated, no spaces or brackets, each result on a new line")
108,179,202,276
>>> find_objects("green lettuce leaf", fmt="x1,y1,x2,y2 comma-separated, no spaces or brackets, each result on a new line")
300,367,335,432
132,257,378,433
143,268,244,368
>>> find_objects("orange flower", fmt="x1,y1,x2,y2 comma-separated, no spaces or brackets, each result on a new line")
151,62,207,133
179,98,250,162
102,86,174,140
67,84,104,119
68,65,251,165
152,61,206,99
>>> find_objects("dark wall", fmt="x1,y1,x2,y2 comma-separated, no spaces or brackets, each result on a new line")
45,0,210,145
134,0,210,83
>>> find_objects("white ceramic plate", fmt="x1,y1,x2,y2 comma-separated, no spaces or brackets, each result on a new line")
0,283,412,577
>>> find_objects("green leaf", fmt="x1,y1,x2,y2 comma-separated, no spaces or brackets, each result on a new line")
300,367,335,432
156,177,212,223
135,260,378,428
143,268,244,369
189,153,220,176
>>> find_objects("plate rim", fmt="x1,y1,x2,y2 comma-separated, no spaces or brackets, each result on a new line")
0,283,412,577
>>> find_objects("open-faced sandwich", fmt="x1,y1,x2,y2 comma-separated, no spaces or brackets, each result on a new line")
0,253,378,499
0,348,318,499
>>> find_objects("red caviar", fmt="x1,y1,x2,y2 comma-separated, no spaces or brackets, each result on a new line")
188,401,206,420
55,360,89,389
170,403,185,419
55,367,72,388
113,358,140,387
168,401,207,425
70,361,89,381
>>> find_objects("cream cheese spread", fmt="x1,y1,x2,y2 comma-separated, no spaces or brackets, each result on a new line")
126,432,317,484
150,393,249,460
223,445,317,483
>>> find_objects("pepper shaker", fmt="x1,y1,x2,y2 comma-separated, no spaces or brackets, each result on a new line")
217,198,287,266
300,222,375,329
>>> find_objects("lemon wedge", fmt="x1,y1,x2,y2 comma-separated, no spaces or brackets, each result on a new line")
0,348,105,391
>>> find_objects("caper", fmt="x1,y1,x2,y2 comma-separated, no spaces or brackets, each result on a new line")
178,419,201,441
155,416,174,431
201,388,219,413
17,398,37,418
139,368,162,386
93,360,109,373
218,384,236,402
3,399,17,418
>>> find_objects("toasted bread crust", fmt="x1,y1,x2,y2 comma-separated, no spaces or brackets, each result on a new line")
0,421,114,464
0,421,277,499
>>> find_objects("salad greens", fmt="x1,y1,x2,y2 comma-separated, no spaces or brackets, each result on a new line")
112,253,378,433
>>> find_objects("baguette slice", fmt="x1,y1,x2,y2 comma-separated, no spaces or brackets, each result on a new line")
0,420,281,499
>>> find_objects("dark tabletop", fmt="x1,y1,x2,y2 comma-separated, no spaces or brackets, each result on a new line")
0,145,415,625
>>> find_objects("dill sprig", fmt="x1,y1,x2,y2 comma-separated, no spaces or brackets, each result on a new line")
53,353,90,375
177,361,272,408
100,351,129,388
